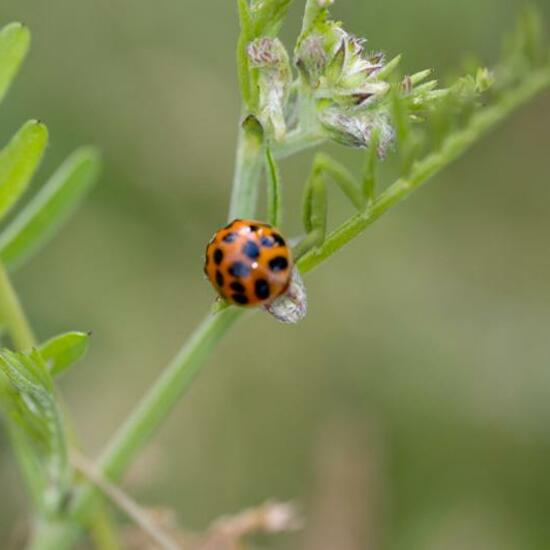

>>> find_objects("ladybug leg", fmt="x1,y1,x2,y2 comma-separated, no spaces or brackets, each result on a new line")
293,152,367,259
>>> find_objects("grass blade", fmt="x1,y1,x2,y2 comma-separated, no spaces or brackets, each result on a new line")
0,22,30,104
0,147,100,269
0,120,48,221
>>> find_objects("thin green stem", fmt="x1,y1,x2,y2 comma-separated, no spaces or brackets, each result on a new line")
0,266,117,546
265,146,282,227
0,261,44,513
27,519,81,550
298,66,550,273
236,0,255,110
97,307,243,483
69,307,244,520
0,262,35,349
38,61,550,550
272,128,325,159
300,0,327,39
228,117,265,221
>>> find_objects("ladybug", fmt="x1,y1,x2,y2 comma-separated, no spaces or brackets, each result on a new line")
204,219,293,307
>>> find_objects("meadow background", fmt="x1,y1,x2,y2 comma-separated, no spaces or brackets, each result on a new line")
1,1,550,548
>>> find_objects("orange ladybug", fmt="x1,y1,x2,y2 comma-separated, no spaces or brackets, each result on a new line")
204,219,293,306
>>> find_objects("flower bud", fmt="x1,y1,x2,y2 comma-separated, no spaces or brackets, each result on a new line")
248,37,292,141
319,107,394,155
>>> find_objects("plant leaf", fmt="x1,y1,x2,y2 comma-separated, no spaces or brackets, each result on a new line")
0,348,69,512
39,331,90,378
265,146,282,227
237,0,254,109
0,120,48,221
252,0,293,37
0,22,30,104
0,147,100,269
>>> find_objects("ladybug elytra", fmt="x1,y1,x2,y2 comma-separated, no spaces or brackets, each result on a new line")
204,219,294,307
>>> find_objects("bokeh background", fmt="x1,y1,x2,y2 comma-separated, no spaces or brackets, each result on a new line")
1,0,550,548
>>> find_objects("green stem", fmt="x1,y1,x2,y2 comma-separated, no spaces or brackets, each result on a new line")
27,519,81,550
70,307,244,521
297,66,550,274
0,262,35,349
0,261,44,512
40,64,550,550
228,116,265,221
300,0,327,39
0,266,117,546
98,307,243,482
273,128,326,159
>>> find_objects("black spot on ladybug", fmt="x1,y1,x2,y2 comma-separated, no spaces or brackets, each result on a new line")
229,261,250,278
260,236,275,248
215,270,224,287
249,224,259,232
255,279,270,300
272,233,286,246
242,240,260,260
223,232,237,243
213,248,224,265
232,293,249,305
269,256,288,272
230,281,246,293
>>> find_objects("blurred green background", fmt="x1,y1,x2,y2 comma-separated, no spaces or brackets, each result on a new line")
1,1,550,548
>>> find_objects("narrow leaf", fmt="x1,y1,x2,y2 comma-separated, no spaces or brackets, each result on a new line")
390,86,411,147
252,0,294,37
375,54,402,80
0,349,69,511
0,120,48,221
0,147,100,269
409,68,433,86
265,146,282,227
0,22,30,104
237,0,254,109
362,130,380,202
39,331,90,378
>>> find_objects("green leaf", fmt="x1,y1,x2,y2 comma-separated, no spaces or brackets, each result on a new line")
265,146,282,227
0,22,30,104
39,331,90,378
0,120,48,221
362,129,380,202
252,0,293,37
0,147,100,269
0,348,69,512
390,85,411,147
374,54,402,80
237,1,252,99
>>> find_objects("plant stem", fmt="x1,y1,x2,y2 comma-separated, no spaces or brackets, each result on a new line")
0,262,119,547
228,117,265,221
41,65,550,550
273,128,326,159
0,262,35,349
27,519,81,550
67,307,244,524
0,261,44,512
298,66,550,274
300,0,326,39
